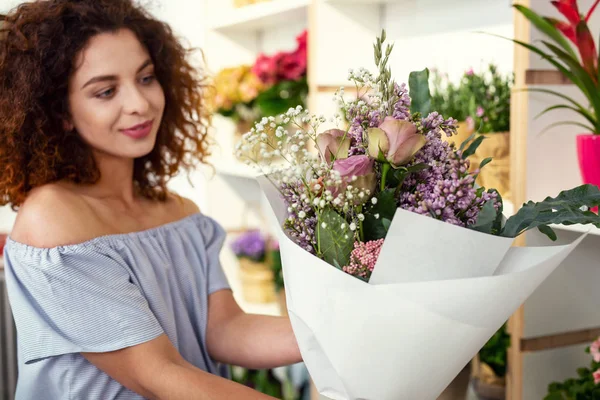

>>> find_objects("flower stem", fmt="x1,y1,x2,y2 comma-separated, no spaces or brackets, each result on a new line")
381,162,391,192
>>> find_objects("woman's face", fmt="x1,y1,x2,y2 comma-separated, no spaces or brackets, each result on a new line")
67,29,165,160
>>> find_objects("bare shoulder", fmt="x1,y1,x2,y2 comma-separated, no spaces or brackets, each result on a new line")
168,193,200,218
10,183,101,248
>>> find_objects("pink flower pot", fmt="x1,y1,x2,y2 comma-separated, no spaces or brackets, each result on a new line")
577,134,600,213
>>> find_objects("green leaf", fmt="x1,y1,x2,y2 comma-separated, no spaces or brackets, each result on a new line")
538,121,596,136
408,68,431,116
406,163,429,173
518,88,594,122
474,157,493,180
363,189,397,241
542,41,600,129
534,104,598,129
317,208,354,267
459,132,477,152
513,5,578,60
501,184,600,238
462,135,486,159
470,199,497,234
538,224,558,241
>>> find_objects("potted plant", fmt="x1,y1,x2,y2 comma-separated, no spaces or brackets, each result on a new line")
511,0,600,194
430,64,513,198
230,230,276,303
544,336,600,399
471,324,510,400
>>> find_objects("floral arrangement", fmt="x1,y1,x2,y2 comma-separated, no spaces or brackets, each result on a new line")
231,230,268,262
510,0,600,133
212,30,308,128
237,30,600,282
430,64,512,134
544,336,600,399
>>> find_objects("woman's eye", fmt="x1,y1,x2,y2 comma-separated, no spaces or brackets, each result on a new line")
96,88,115,99
140,75,155,85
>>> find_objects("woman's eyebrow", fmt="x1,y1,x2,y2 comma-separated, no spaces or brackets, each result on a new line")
80,59,153,90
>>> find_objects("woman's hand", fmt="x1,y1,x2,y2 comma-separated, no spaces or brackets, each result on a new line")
206,289,302,369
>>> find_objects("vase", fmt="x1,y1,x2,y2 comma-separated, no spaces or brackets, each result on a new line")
470,357,506,400
472,131,511,200
238,258,276,304
577,134,600,186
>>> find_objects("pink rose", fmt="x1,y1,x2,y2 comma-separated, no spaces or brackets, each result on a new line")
591,338,600,362
367,116,426,167
316,129,351,163
594,368,600,385
332,155,376,201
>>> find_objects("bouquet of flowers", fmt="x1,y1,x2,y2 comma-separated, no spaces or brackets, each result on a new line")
236,31,600,400
544,336,600,399
213,65,265,125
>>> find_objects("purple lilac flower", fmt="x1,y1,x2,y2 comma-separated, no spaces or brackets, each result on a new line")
345,98,383,156
391,83,411,120
231,230,266,260
281,181,317,254
398,114,497,227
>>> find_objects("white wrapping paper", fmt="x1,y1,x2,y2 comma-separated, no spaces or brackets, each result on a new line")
258,177,586,400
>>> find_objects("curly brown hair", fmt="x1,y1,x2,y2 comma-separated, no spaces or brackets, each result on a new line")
0,0,211,209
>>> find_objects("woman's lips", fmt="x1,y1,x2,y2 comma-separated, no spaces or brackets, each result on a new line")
120,119,153,139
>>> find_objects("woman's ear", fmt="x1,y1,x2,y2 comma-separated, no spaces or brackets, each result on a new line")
63,119,74,132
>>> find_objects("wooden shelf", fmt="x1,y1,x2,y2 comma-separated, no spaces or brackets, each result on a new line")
209,0,310,33
525,69,572,85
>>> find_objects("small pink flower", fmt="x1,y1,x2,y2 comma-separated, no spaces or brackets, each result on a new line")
316,129,350,163
466,67,474,76
590,337,600,362
593,368,600,385
476,106,485,117
466,116,475,132
343,239,385,280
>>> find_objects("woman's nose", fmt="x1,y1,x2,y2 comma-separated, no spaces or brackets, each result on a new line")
122,85,150,115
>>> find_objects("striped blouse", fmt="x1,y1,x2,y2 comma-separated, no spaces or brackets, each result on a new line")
3,213,231,399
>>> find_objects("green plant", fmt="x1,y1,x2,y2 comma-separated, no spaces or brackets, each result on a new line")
544,337,600,400
230,366,300,400
270,248,285,293
506,1,600,134
430,64,513,133
478,323,510,377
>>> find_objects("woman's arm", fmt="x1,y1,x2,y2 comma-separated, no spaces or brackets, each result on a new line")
206,290,302,369
83,335,278,400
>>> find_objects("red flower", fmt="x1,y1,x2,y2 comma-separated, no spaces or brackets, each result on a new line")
252,53,279,85
547,0,600,81
278,51,306,81
551,0,581,25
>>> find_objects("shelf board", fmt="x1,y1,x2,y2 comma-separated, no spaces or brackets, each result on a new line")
209,0,310,33
525,69,572,85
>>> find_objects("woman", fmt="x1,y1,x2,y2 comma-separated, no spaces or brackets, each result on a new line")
0,1,301,399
